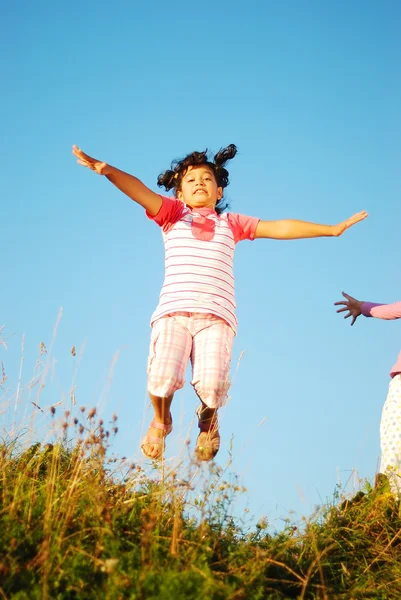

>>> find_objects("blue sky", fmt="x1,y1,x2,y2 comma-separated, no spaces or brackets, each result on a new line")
2,1,401,526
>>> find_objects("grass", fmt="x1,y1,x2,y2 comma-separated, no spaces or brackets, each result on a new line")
1,327,401,599
1,411,401,599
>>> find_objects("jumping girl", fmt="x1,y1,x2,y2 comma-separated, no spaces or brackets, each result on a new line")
73,143,367,462
335,292,401,495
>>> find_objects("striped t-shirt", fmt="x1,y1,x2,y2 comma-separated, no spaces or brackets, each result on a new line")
147,196,259,333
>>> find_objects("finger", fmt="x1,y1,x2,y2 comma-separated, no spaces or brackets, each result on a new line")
345,211,368,227
78,151,92,162
336,307,348,314
334,301,346,306
74,147,92,162
72,145,85,157
351,316,356,326
342,291,351,300
349,210,368,221
77,159,94,169
344,313,351,319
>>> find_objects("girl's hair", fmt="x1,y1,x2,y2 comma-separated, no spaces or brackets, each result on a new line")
157,144,237,214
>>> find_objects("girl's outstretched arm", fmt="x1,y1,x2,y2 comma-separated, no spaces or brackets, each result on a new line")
72,145,162,216
254,211,368,239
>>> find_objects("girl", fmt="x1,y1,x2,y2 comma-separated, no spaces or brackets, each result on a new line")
335,292,401,495
73,143,367,462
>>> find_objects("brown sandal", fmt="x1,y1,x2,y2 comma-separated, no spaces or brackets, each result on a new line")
195,410,220,462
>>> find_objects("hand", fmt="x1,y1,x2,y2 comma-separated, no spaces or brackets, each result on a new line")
72,145,110,175
332,210,368,237
334,292,364,326
331,211,368,237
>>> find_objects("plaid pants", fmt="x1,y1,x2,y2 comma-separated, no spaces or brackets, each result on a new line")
147,312,234,408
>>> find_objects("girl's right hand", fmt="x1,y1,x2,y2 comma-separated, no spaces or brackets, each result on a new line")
334,291,364,326
72,145,111,175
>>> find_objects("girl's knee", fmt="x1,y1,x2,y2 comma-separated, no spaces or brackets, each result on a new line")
193,378,230,408
148,376,184,399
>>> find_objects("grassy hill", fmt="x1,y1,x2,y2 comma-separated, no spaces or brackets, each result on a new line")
1,410,401,600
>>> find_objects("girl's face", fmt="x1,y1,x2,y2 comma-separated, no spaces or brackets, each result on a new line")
177,165,223,210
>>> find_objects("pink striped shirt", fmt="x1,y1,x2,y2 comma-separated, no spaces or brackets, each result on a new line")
147,196,259,332
362,301,401,377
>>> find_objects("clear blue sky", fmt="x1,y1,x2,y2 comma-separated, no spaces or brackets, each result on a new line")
2,1,401,526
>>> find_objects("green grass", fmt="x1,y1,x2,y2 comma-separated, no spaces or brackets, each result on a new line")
1,325,401,599
1,411,401,600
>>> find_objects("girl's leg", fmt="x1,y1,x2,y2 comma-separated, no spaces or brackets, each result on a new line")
143,315,192,459
191,316,234,461
148,392,174,424
379,374,401,495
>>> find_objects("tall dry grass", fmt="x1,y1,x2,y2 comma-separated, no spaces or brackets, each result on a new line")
1,324,401,599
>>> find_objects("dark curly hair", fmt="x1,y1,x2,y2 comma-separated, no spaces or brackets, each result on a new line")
157,144,237,214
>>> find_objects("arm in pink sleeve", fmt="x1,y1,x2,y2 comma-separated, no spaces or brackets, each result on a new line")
227,213,260,244
362,301,401,320
146,196,185,228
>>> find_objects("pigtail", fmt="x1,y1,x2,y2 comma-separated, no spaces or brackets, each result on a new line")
212,144,237,189
213,144,237,167
157,169,177,191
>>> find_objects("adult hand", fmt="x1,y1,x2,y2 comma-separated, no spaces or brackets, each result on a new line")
72,145,110,175
331,211,368,237
334,292,364,326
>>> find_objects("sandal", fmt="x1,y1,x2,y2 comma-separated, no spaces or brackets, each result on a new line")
195,409,220,462
141,414,173,460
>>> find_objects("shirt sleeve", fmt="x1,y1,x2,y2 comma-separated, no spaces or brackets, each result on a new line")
226,213,260,244
362,301,401,320
146,195,185,229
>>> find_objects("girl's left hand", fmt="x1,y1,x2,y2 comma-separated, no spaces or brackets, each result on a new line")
334,292,364,325
331,211,368,236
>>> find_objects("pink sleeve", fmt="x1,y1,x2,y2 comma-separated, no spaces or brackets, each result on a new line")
226,213,260,244
146,196,185,228
362,301,401,320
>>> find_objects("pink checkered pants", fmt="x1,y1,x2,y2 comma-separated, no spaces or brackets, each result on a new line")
147,312,235,408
